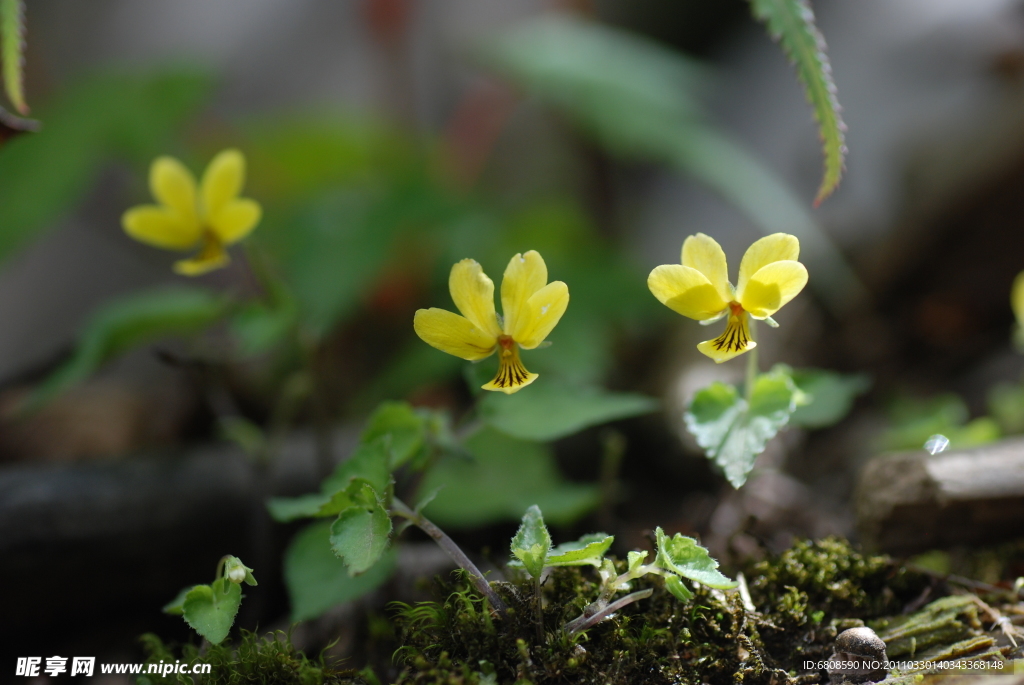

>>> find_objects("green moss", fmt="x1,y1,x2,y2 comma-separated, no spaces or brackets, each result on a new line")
389,538,938,685
136,630,363,685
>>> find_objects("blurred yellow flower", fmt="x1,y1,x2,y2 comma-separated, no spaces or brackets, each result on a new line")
122,149,262,276
414,251,569,394
1011,271,1024,348
648,233,808,363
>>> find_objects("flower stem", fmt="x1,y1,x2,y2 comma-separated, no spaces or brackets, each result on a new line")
563,589,654,635
744,317,759,405
391,498,508,615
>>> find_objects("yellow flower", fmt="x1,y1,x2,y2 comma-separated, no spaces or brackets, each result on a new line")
648,233,808,363
122,149,262,276
414,251,569,394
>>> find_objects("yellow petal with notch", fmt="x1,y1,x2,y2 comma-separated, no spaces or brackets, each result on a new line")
696,313,757,363
413,308,497,361
201,149,245,220
682,233,732,303
501,250,547,339
209,199,261,245
150,156,199,228
449,259,502,339
736,233,799,296
648,264,728,321
516,280,569,349
122,205,202,250
174,241,231,276
481,344,539,394
738,260,808,318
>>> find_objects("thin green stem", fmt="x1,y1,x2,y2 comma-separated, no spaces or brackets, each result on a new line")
391,498,508,615
744,317,759,405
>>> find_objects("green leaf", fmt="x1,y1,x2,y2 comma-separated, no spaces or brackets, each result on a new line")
284,520,397,621
544,533,613,568
882,393,1001,452
321,437,392,495
181,579,242,645
748,0,846,204
24,287,230,411
989,382,1024,435
480,382,658,442
663,575,694,602
419,428,599,528
627,550,647,573
786,367,870,429
267,437,393,523
329,485,393,576
684,371,799,488
654,527,736,589
230,293,298,358
162,586,195,616
1,0,26,114
361,402,427,469
510,505,551,578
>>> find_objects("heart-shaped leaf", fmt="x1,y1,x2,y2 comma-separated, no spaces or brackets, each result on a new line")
329,486,393,576
181,579,242,645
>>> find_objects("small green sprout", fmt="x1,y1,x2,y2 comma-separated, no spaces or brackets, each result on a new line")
163,555,257,644
508,505,736,635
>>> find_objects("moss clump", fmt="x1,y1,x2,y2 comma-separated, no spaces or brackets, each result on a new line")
137,630,364,685
390,538,934,685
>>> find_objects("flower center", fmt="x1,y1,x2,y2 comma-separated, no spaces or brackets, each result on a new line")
489,335,532,390
709,307,752,354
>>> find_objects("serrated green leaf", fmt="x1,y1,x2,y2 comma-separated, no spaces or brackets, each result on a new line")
162,585,195,616
1,0,26,114
23,287,230,412
786,366,870,429
419,428,599,528
685,371,799,488
361,401,427,469
181,579,242,645
510,505,551,578
663,575,694,602
627,550,647,573
480,382,658,442
749,0,846,204
330,486,393,576
284,520,397,621
545,533,613,567
654,527,736,590
266,492,336,523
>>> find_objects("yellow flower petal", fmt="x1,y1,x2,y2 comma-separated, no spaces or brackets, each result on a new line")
1012,271,1024,324
648,264,728,321
738,260,808,318
501,250,548,339
174,238,231,276
481,342,538,394
201,149,245,220
122,205,202,250
209,199,262,245
413,308,497,361
682,233,732,303
449,259,502,339
150,156,199,228
696,313,757,363
736,233,799,296
516,281,569,349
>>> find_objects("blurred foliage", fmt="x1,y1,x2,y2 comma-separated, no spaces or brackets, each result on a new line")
748,0,845,204
786,366,870,429
881,393,1000,452
987,382,1024,436
419,427,600,528
0,70,213,264
480,15,863,313
22,286,230,411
